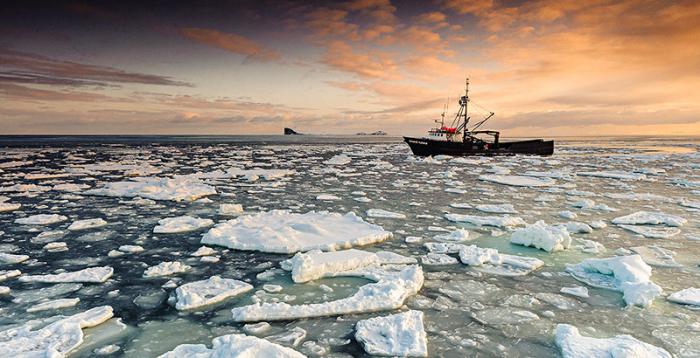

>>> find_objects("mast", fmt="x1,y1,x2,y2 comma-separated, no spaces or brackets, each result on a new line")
462,77,469,142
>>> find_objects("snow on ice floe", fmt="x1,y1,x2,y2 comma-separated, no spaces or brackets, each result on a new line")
475,203,518,214
355,310,427,357
667,288,700,306
153,216,214,234
26,297,80,312
19,266,113,283
158,333,305,358
444,213,526,228
0,252,29,264
0,269,21,281
0,306,115,357
618,225,681,239
366,209,406,219
478,174,555,187
282,249,415,283
612,211,687,227
555,324,671,358
202,210,392,254
85,176,216,202
143,261,191,278
0,202,21,212
174,276,253,310
566,255,662,307
577,171,646,180
67,218,108,231
231,265,423,322
324,154,352,165
219,203,243,215
15,214,68,225
457,245,544,276
433,228,470,242
510,221,572,252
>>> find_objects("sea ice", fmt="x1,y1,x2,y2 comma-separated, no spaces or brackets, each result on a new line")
510,221,572,252
324,154,352,165
316,194,341,201
0,306,114,357
560,286,589,298
612,211,687,227
86,176,216,202
0,202,21,212
578,171,646,180
566,255,662,307
231,265,423,322
630,246,681,267
67,218,108,231
444,213,526,228
143,261,191,278
479,174,555,187
26,297,80,312
202,210,392,254
618,225,681,239
0,269,21,282
19,266,113,283
174,276,253,310
0,252,29,264
219,203,243,215
458,245,544,276
158,333,305,358
667,288,700,306
475,203,518,214
421,253,459,265
555,324,671,358
15,214,68,225
433,228,470,242
355,310,428,357
286,249,380,283
153,216,214,234
366,209,406,219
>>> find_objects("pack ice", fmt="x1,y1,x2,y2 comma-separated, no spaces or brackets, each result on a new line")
555,324,671,358
201,210,392,254
85,176,216,202
510,221,572,252
175,276,253,310
153,216,214,234
355,310,428,357
158,333,305,358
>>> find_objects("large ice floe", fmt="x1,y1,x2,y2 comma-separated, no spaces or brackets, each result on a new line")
158,333,305,358
555,324,671,358
0,306,115,356
19,266,113,283
457,245,544,276
565,255,662,307
444,213,526,228
174,276,253,310
667,288,700,307
612,211,687,227
85,176,216,202
478,174,555,187
510,221,572,252
201,210,392,254
231,263,423,322
153,215,214,234
355,310,428,357
67,218,107,231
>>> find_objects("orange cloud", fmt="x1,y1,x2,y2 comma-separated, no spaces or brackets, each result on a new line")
180,28,281,62
321,41,399,79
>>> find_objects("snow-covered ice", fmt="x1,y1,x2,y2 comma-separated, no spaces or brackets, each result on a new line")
153,215,214,234
479,174,555,187
15,214,68,225
366,208,406,219
143,261,191,278
555,324,671,358
202,210,392,254
67,218,108,231
444,213,526,228
667,288,700,306
355,310,428,357
158,333,305,357
612,211,687,227
510,221,572,252
86,176,216,202
174,276,253,310
19,266,113,283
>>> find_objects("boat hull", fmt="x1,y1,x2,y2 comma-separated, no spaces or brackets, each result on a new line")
404,137,554,156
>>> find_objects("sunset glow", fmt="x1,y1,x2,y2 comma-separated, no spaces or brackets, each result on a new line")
2,0,699,135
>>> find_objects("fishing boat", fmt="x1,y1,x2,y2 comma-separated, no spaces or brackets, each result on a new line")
404,79,554,156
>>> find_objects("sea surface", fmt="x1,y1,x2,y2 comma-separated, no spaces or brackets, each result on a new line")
1,135,699,357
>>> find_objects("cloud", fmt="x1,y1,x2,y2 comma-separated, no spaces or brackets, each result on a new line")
0,48,191,87
321,41,398,79
0,83,117,102
180,27,281,62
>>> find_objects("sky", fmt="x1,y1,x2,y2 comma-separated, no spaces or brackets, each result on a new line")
1,0,699,136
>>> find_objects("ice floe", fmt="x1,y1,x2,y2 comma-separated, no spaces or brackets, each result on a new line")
612,211,686,227
566,255,662,307
174,276,253,310
0,252,29,264
630,246,681,267
15,214,68,225
510,221,572,252
475,203,518,214
86,177,216,202
153,216,214,234
479,174,555,187
366,209,406,219
19,266,113,283
560,286,589,298
143,261,191,278
0,306,114,356
458,245,544,276
26,297,80,312
444,213,526,228
667,288,700,307
578,171,647,180
219,203,243,215
324,154,352,165
67,218,108,231
355,310,427,357
158,333,305,358
618,225,681,239
231,265,423,322
0,202,21,212
555,324,671,358
286,249,379,283
202,210,392,254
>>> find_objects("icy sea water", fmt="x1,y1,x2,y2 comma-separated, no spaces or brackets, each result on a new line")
0,135,699,357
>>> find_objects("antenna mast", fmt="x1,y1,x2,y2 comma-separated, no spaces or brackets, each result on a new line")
462,77,469,142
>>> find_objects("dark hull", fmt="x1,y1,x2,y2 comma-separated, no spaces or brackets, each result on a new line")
404,137,554,156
